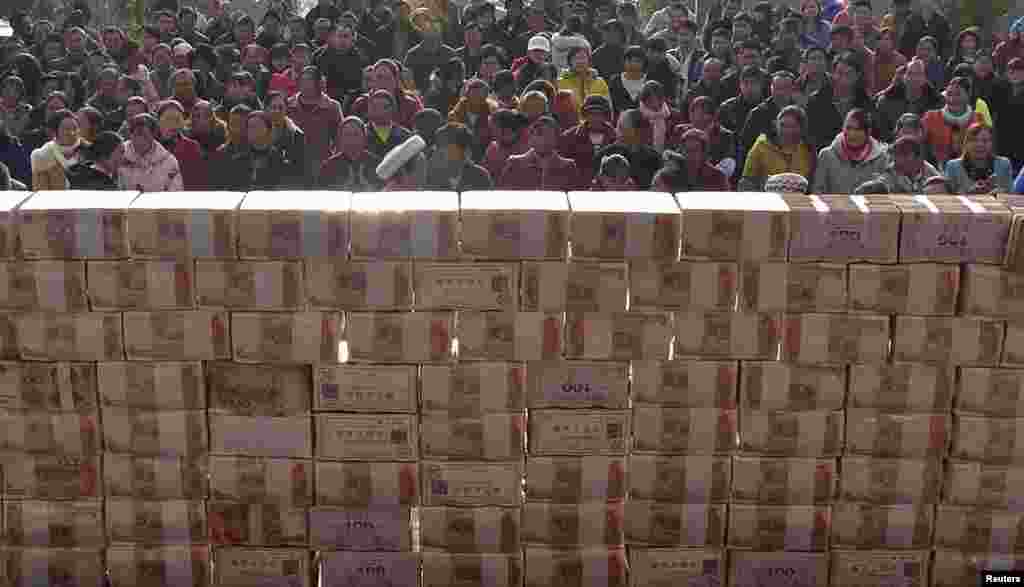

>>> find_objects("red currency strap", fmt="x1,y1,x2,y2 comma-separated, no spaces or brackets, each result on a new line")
718,365,737,409
209,511,228,543
608,461,625,487
943,270,958,291
80,462,98,497
211,314,226,339
815,462,832,484
606,502,624,533
543,317,561,356
930,416,947,450
175,266,191,291
607,549,626,578
783,317,800,356
509,365,525,389
399,464,418,502
430,321,449,357
321,316,336,339
718,266,736,293
719,410,737,435
814,509,831,531
291,463,307,484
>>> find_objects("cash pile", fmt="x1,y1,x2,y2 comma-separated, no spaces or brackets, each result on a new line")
9,189,1024,585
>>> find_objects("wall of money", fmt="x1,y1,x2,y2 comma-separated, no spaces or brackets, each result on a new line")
1,189,1024,587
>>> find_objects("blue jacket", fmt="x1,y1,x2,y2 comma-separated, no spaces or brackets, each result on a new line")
0,135,30,187
945,157,1013,194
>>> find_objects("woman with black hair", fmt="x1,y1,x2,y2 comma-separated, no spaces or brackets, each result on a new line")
30,109,81,190
7,53,43,106
66,131,124,190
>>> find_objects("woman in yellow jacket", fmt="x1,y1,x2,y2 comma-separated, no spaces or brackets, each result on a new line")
739,105,815,191
557,46,610,115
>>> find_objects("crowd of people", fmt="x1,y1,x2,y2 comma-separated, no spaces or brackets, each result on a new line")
0,0,1020,195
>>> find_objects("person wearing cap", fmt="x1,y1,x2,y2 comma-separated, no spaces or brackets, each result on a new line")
482,108,529,180
448,78,496,160
377,134,429,190
425,122,493,190
513,34,552,92
119,112,183,192
559,95,618,186
551,15,590,71
592,19,627,80
874,58,943,143
557,46,610,115
499,115,580,189
156,100,208,190
320,116,383,190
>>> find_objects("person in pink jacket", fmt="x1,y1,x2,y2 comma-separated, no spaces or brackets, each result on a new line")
118,113,184,192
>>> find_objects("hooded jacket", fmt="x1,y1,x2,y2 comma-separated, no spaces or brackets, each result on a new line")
812,135,889,194
118,140,183,192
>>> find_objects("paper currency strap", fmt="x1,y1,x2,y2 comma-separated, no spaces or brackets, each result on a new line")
3,188,1024,587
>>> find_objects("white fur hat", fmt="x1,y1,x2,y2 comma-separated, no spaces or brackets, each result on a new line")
376,135,427,181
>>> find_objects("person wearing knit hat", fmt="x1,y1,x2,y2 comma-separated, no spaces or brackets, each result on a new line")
377,134,428,190
519,90,549,122
172,42,194,70
425,123,494,190
560,94,617,186
763,172,810,193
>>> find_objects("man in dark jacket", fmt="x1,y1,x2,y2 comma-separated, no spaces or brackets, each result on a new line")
315,22,369,103
680,56,729,119
404,26,457,93
426,123,494,190
740,70,798,155
874,58,943,141
596,108,662,188
805,52,875,150
592,19,626,80
997,57,1024,170
718,65,765,134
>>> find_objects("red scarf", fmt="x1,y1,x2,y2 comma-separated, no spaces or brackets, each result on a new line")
838,133,872,163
